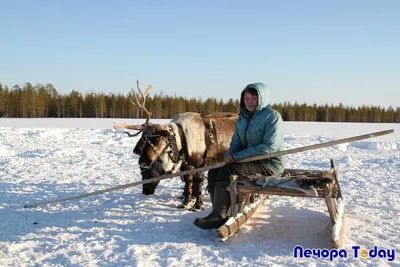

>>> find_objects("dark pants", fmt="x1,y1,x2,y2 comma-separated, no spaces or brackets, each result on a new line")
207,162,274,191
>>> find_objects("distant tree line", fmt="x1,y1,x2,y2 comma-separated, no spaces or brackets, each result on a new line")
0,82,399,123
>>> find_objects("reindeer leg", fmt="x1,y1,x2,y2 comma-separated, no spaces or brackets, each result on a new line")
177,174,195,209
190,172,205,211
176,176,185,200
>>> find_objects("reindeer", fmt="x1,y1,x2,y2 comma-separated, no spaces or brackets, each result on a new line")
114,81,237,210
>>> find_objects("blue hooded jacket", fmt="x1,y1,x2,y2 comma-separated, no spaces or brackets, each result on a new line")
225,83,285,175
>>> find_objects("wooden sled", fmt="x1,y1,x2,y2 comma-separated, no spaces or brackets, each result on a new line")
216,159,345,249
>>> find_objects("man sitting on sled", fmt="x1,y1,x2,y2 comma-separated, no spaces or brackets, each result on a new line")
194,82,285,229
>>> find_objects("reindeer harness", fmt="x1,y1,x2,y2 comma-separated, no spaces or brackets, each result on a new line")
142,131,184,165
142,120,219,170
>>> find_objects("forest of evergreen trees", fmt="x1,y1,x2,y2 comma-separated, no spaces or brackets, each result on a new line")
0,82,399,123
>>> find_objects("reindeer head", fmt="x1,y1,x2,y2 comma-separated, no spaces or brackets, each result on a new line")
135,124,176,169
113,80,182,173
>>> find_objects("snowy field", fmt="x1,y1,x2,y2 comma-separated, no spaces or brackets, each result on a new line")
0,118,399,266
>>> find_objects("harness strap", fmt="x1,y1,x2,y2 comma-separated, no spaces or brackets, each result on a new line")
176,124,188,163
166,128,181,163
201,117,219,166
144,135,160,154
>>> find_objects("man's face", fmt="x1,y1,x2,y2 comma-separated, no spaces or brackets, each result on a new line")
244,91,258,112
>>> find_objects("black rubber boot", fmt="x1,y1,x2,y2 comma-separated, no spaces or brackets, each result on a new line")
207,180,215,205
193,182,230,229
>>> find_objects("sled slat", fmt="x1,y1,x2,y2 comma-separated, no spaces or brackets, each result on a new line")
238,193,245,213
331,214,345,249
324,184,336,224
229,175,238,218
216,196,264,240
237,187,323,198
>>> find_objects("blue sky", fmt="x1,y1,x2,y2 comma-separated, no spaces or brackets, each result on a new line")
1,1,399,107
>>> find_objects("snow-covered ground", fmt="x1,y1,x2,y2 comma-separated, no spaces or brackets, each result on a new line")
0,118,399,266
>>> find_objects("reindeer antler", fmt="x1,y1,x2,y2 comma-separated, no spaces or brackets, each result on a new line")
130,80,152,125
113,80,153,137
113,121,143,130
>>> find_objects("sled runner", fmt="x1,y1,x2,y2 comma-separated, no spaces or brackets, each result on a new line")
216,159,345,249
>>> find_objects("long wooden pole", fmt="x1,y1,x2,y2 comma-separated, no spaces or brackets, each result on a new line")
239,129,394,162
24,129,394,208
